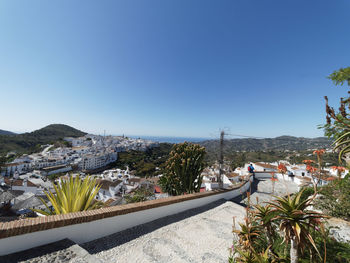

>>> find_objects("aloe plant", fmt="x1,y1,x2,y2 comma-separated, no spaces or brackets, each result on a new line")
268,190,325,263
34,175,103,215
254,204,277,247
332,130,350,163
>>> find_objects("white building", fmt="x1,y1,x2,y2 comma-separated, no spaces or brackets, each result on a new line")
252,162,278,172
2,162,30,176
79,152,117,171
4,178,38,194
96,179,123,202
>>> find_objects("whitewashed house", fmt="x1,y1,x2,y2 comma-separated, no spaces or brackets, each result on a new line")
96,179,123,202
4,178,38,194
2,162,30,176
253,162,278,172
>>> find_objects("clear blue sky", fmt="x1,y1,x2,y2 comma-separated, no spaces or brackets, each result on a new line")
1,0,349,138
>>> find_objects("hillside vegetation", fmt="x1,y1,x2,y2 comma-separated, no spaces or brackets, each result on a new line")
0,129,16,136
201,136,331,152
0,124,86,155
201,136,331,161
112,143,173,177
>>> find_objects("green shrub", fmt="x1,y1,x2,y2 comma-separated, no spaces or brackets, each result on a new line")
299,186,315,202
316,178,350,221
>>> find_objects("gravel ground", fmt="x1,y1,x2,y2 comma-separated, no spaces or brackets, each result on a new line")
0,239,101,263
83,199,246,263
237,178,299,206
82,179,299,263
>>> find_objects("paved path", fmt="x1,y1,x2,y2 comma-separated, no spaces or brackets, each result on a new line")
0,239,102,263
237,177,299,206
82,179,299,263
83,199,246,263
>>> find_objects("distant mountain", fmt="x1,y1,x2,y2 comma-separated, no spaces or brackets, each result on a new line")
200,136,332,152
0,129,16,136
0,124,86,155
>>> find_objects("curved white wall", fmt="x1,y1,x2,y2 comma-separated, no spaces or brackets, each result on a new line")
0,177,253,256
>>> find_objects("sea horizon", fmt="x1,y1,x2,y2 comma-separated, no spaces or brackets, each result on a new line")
127,135,212,144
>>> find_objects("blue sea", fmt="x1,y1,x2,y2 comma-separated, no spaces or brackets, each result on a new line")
129,135,211,144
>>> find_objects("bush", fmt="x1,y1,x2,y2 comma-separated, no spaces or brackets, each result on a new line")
229,190,350,263
316,177,350,221
299,186,315,202
124,186,154,203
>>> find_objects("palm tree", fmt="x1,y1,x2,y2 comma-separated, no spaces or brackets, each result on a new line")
34,175,103,215
268,190,325,263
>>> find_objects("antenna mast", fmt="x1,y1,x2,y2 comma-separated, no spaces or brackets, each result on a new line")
219,130,224,188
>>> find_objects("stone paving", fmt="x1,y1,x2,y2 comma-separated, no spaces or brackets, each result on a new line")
83,199,247,263
238,177,299,206
0,239,102,263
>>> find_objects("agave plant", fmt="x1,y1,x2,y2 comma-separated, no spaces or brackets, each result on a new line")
254,204,277,247
34,176,103,215
333,131,350,163
268,190,325,263
234,217,261,251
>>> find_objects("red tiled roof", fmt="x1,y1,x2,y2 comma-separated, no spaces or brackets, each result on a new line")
4,178,37,187
154,186,163,194
326,177,337,181
255,162,277,170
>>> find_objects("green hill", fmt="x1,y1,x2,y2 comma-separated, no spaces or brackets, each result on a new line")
200,136,331,152
0,129,16,135
0,124,86,155
200,136,332,164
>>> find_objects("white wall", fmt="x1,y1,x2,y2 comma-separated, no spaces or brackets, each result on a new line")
0,177,253,256
254,172,274,179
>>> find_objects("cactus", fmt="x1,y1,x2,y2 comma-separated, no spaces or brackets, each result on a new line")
159,142,206,195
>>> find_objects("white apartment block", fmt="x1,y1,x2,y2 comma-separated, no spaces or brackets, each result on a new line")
1,162,31,176
79,152,117,171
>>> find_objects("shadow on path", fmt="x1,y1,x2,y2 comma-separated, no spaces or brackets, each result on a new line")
230,179,263,207
0,239,83,263
82,198,230,254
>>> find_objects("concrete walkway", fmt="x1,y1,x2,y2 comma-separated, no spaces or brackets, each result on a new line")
82,179,298,263
83,199,246,263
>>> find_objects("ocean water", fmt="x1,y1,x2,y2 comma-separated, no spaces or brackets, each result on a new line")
129,135,211,144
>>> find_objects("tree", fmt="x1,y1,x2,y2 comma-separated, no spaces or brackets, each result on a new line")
34,175,103,215
268,190,325,263
230,152,247,171
0,155,6,174
124,186,154,203
159,142,206,195
323,67,350,163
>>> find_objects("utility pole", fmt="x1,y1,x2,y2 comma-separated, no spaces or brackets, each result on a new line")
218,130,224,188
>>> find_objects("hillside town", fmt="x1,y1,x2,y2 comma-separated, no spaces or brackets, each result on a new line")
0,135,159,219
1,134,158,176
1,142,347,221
